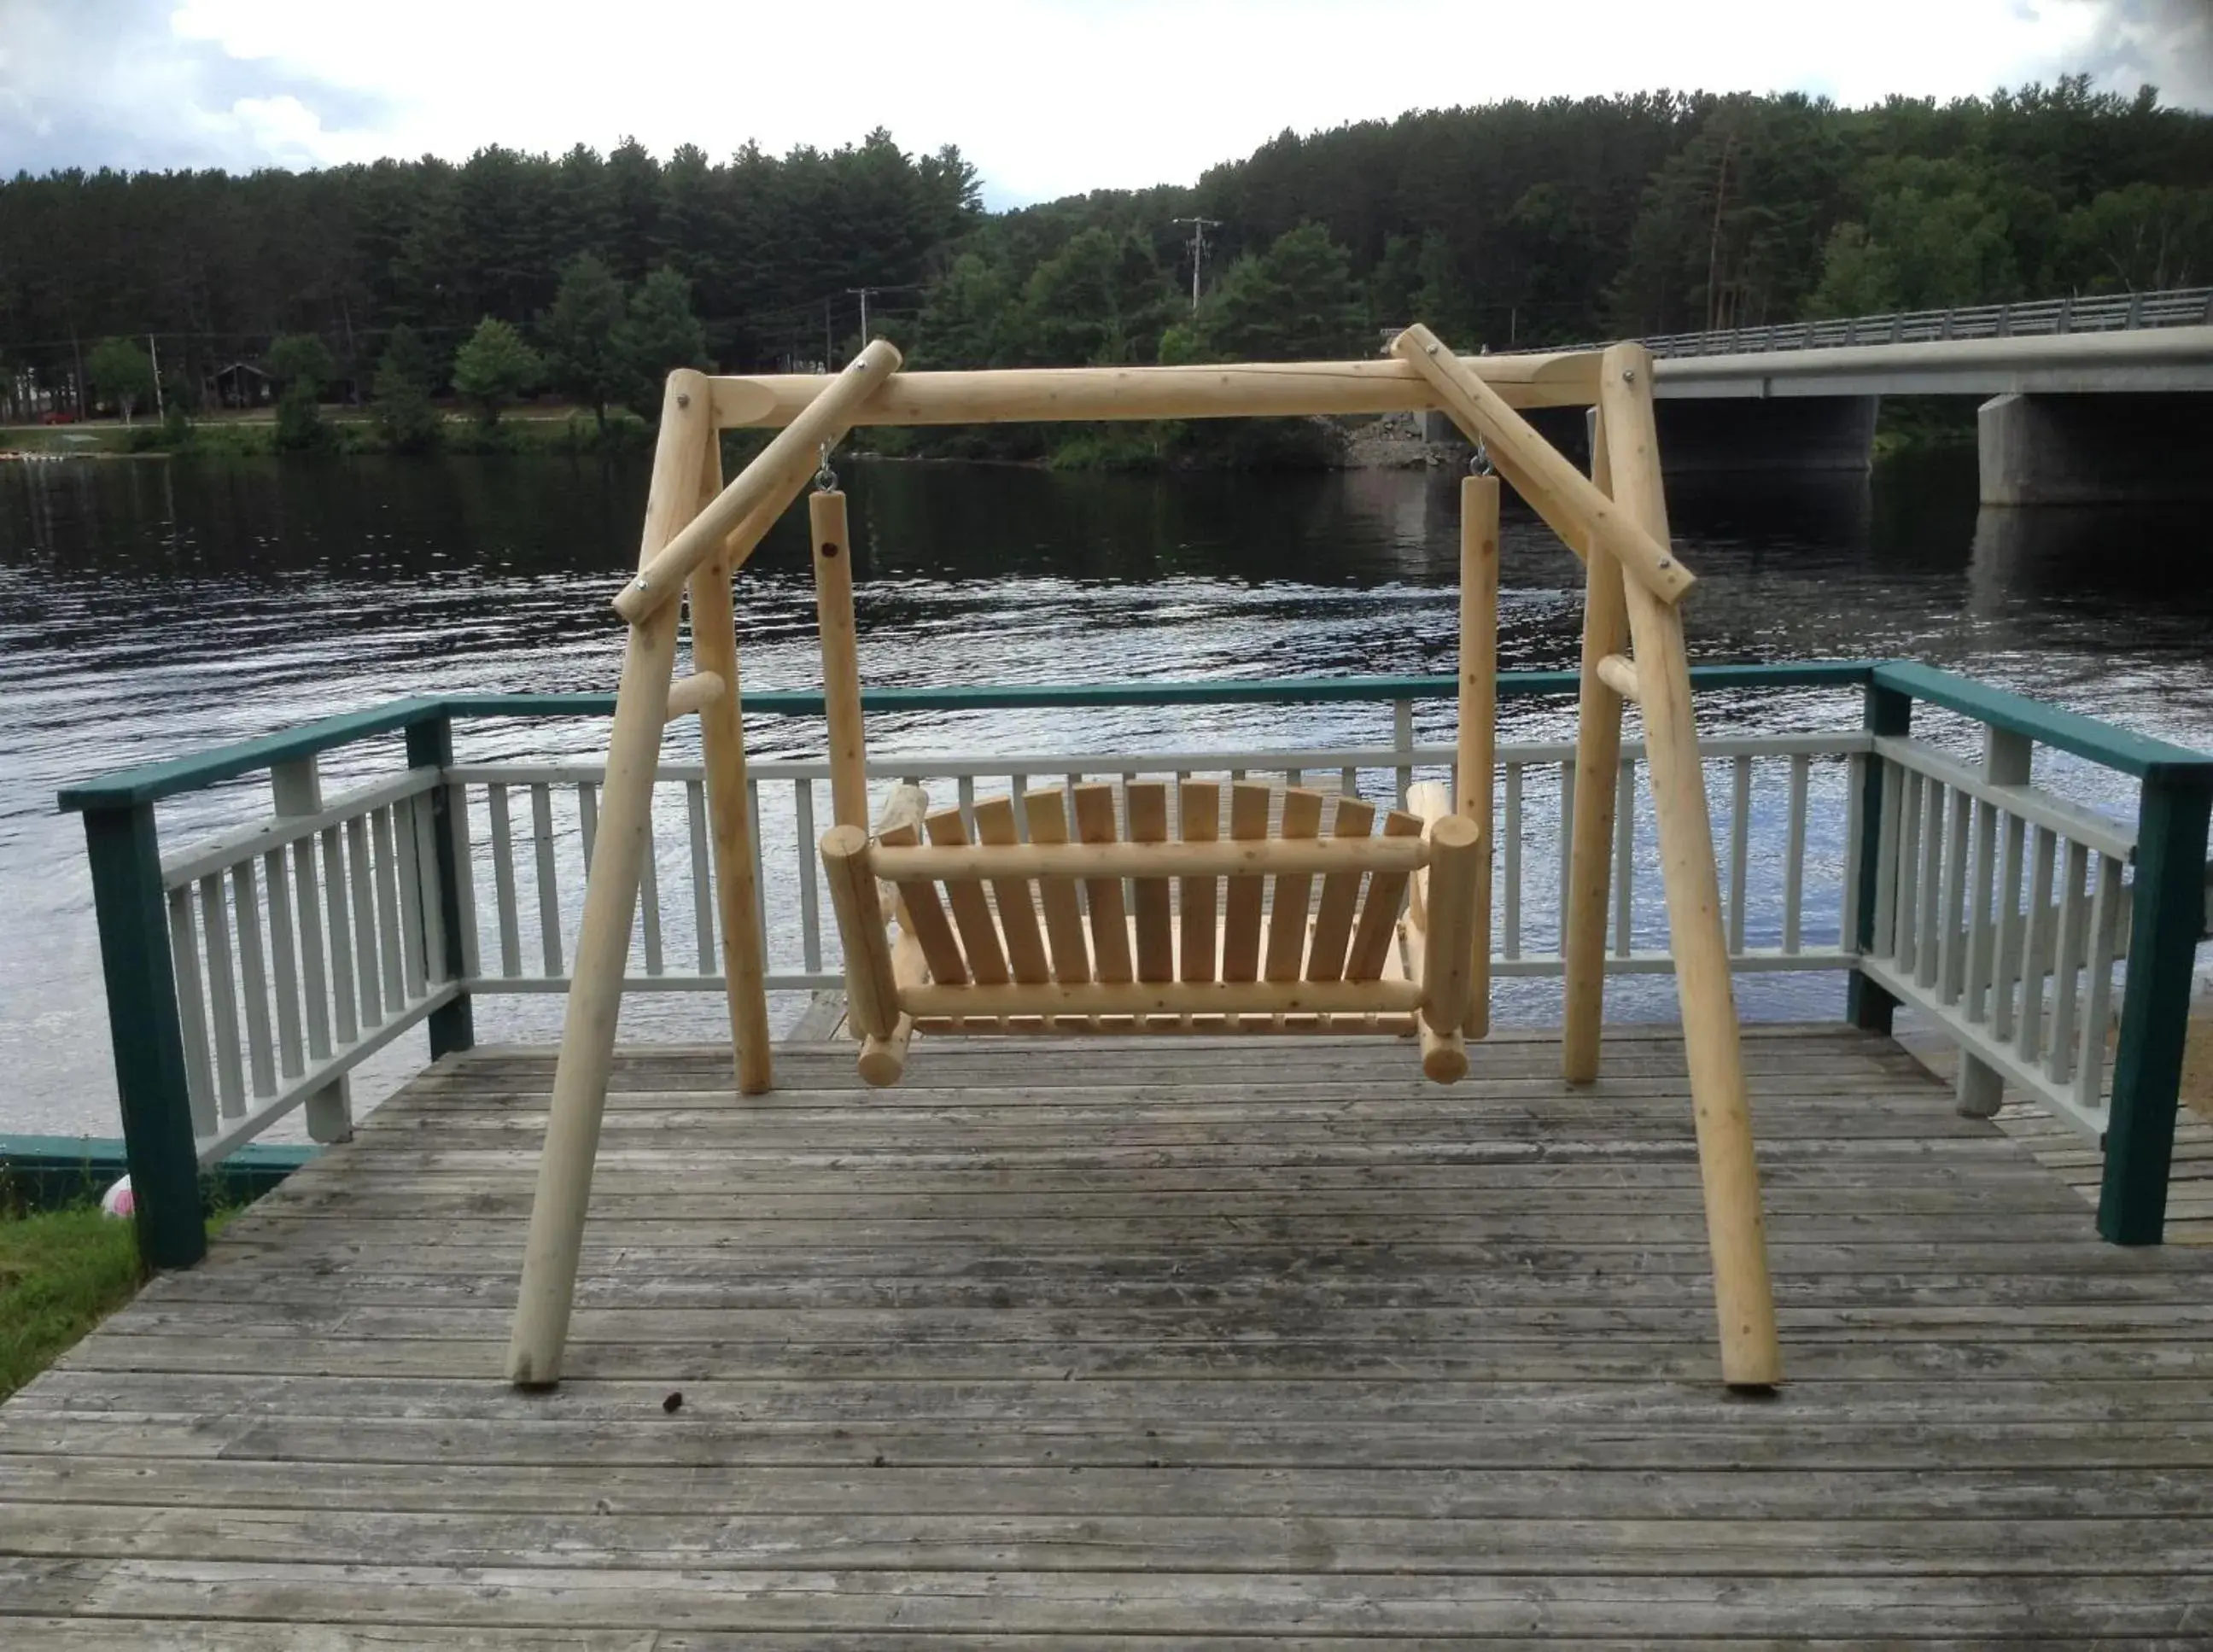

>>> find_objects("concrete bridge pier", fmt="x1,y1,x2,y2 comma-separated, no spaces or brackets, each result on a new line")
1978,392,2213,505
1431,395,1877,478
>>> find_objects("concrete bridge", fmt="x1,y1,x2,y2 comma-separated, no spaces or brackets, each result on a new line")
1433,289,2213,505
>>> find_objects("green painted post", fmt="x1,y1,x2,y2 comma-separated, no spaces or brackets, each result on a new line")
406,715,476,1060
80,803,205,1270
1848,679,1912,1034
2098,768,2213,1245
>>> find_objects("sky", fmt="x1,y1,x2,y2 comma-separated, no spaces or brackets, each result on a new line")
2,0,2208,207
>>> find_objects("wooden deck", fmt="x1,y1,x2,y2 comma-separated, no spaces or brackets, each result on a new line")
7,1025,2213,1644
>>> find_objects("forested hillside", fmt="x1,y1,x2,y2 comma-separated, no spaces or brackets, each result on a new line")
3,78,2207,457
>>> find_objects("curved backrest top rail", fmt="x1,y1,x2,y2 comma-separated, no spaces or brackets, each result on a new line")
55,659,2213,814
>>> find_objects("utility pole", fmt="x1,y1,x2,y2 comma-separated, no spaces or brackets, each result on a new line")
845,287,878,344
1171,217,1223,311
846,285,909,345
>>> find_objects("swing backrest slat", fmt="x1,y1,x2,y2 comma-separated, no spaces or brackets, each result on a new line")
1263,788,1327,982
1073,783,1133,984
881,818,966,986
973,797,1049,985
1220,781,1271,984
1024,789,1091,987
925,806,1008,986
1177,779,1221,984
1306,796,1375,984
1345,808,1424,982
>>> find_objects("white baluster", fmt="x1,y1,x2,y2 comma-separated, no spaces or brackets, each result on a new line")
166,884,217,1137
274,755,352,1141
529,784,561,977
488,782,522,978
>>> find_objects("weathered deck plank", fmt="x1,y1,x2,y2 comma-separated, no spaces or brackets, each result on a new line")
5,1027,2213,1645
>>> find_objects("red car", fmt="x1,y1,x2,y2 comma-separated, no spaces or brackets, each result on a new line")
39,409,79,425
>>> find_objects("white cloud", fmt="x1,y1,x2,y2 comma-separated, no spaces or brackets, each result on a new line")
10,0,2204,196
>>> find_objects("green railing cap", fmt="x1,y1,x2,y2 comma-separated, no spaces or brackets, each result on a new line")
57,698,450,814
60,663,1881,813
1872,661,2213,782
65,660,2213,814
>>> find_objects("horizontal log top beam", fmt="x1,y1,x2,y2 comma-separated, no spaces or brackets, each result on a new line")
709,350,1604,429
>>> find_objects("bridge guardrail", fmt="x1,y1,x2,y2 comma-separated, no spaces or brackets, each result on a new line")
1502,286,2213,361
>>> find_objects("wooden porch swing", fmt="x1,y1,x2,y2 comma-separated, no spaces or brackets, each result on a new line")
505,327,1783,1394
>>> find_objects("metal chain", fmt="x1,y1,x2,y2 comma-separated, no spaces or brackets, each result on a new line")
1470,435,1493,477
814,439,839,493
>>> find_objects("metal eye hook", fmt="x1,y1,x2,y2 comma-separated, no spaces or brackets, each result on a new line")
815,439,840,493
1471,435,1493,478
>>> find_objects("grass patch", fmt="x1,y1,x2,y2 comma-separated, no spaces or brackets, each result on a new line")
0,1205,143,1401
2183,1007,2213,1125
0,1194,257,1401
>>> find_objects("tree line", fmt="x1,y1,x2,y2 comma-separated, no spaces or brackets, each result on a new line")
3,79,2207,460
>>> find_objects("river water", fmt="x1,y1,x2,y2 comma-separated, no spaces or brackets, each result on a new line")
4,451,2210,1138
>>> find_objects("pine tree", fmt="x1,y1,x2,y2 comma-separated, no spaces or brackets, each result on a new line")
541,254,636,433
371,324,442,452
451,318,543,426
1196,224,1369,361
622,266,709,415
267,332,336,451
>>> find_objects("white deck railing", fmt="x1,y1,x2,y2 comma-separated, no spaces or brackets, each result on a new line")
120,668,2203,1184
155,724,2158,1167
157,765,461,1163
443,733,1867,1008
1856,734,2136,1135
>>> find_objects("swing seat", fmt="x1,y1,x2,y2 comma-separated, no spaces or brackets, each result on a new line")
820,778,1484,1087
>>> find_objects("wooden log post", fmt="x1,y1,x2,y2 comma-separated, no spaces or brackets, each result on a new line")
1562,412,1631,1085
613,340,900,625
859,926,927,1086
856,785,929,1084
662,673,725,721
1419,814,1483,1040
1597,342,1782,1390
508,371,710,1388
708,349,1609,430
821,825,899,1043
1594,654,1641,703
690,429,773,1098
1458,474,1498,1041
1388,324,1694,604
1404,781,1472,1084
811,490,869,831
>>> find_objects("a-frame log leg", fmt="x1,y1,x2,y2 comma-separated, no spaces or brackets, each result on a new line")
1457,475,1498,1042
509,371,711,1386
1598,342,1783,1389
1562,412,1629,1084
692,428,774,1096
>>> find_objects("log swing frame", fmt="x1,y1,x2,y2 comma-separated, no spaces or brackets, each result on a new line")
505,330,1784,1392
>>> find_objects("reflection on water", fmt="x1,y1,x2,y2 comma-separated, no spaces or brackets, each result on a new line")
3,450,2210,1134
